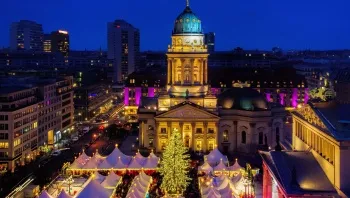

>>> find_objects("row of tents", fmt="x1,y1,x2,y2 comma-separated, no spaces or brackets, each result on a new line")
68,146,159,172
39,171,122,198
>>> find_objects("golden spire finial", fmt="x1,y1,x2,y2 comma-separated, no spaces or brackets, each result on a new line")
186,0,190,7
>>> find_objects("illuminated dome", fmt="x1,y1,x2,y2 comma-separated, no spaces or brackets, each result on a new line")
173,5,202,35
218,88,269,111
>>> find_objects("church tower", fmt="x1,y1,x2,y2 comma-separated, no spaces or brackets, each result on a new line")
166,0,209,97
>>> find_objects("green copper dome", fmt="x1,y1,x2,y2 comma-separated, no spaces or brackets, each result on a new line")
173,6,202,35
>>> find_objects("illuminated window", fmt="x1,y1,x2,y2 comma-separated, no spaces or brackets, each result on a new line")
196,140,202,151
0,142,9,149
208,141,214,151
14,138,21,147
223,130,229,142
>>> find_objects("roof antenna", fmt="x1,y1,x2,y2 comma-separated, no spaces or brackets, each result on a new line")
186,0,190,7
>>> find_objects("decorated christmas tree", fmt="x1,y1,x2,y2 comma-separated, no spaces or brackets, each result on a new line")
159,128,191,195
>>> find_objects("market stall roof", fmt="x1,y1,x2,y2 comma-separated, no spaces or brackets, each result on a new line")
101,171,122,189
93,171,106,183
214,159,228,172
204,148,228,166
199,161,213,173
57,189,73,198
228,159,242,172
76,179,113,198
39,190,54,198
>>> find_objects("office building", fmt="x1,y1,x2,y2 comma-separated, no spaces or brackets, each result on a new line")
10,20,43,52
43,34,51,53
204,32,215,52
50,30,70,57
107,20,140,83
0,76,74,172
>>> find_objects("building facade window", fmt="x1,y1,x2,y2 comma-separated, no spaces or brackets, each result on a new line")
259,132,263,145
241,131,246,144
276,127,280,142
161,128,167,134
196,128,202,133
223,130,229,142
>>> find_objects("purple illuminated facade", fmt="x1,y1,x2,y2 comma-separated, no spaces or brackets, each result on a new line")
124,88,129,106
135,87,141,105
148,87,155,97
292,88,298,107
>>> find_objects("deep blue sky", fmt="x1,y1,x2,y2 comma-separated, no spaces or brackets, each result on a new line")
1,0,350,51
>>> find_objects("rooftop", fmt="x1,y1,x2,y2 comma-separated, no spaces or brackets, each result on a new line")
260,150,337,196
0,86,32,95
312,101,350,137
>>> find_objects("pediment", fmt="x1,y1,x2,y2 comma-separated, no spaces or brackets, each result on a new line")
155,104,219,119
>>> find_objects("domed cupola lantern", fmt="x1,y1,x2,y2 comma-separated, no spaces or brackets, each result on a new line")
173,0,202,35
166,0,209,98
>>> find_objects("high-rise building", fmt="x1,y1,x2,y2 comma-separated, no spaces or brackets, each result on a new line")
107,20,140,83
50,30,70,57
43,34,51,53
205,32,215,52
10,20,43,52
0,76,74,172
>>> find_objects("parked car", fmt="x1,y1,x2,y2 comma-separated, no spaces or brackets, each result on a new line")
51,150,61,156
83,126,90,134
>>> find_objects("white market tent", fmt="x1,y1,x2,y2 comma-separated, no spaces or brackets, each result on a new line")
202,186,221,198
204,148,229,166
70,152,90,169
126,171,152,198
128,157,144,170
57,189,73,198
39,190,54,198
199,161,213,174
76,179,114,198
83,153,105,169
68,146,159,173
100,147,132,168
93,171,106,183
101,171,122,189
214,159,228,172
228,159,243,172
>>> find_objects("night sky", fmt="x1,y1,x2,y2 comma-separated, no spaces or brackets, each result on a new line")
1,0,350,51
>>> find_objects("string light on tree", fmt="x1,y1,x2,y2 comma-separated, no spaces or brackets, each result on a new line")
159,128,191,195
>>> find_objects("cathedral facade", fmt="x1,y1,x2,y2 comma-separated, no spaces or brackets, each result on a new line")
138,2,286,154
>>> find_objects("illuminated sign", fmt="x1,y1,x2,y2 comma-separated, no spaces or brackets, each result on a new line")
58,30,68,34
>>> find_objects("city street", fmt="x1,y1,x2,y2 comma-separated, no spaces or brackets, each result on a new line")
2,105,127,197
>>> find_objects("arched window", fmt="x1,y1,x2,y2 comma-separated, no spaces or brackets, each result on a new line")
259,132,263,145
223,130,229,142
276,127,280,142
241,131,246,144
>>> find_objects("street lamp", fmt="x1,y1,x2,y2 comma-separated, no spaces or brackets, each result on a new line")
64,175,74,195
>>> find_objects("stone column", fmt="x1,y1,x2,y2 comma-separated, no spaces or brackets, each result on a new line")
179,122,184,140
172,59,176,84
204,122,208,152
268,121,273,147
249,123,256,153
181,59,185,84
233,121,238,151
191,122,196,151
204,59,208,84
167,122,171,140
199,59,203,84
167,59,171,84
190,59,195,84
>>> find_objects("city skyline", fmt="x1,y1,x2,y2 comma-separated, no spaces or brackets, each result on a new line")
1,0,350,51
